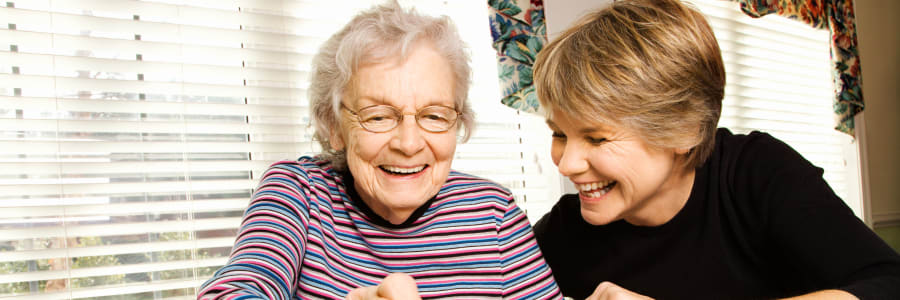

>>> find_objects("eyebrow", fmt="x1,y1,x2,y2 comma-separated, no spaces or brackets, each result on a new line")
579,128,604,135
545,120,559,130
356,96,454,108
545,120,606,135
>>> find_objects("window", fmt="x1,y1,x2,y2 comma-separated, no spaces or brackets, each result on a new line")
692,0,862,215
0,0,551,298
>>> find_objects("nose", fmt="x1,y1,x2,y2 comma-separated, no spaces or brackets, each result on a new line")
389,114,426,156
554,142,589,177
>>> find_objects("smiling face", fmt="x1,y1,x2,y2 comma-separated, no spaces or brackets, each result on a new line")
547,108,696,226
331,43,458,225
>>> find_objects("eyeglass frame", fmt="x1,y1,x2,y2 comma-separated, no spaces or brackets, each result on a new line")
340,103,461,133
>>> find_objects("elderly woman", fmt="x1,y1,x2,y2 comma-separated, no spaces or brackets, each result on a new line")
531,0,900,299
197,2,561,300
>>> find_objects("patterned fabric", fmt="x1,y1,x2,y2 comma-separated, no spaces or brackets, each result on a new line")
198,156,562,299
488,0,546,113
730,0,863,135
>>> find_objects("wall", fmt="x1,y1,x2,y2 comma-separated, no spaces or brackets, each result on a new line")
854,0,900,250
544,0,611,42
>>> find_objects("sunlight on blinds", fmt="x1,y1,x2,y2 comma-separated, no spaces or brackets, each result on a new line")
690,0,861,214
0,0,553,299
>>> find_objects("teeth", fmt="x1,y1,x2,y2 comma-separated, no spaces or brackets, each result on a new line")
382,165,425,174
576,180,616,198
584,188,609,198
576,180,613,192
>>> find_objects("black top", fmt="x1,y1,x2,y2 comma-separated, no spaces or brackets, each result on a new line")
534,128,900,300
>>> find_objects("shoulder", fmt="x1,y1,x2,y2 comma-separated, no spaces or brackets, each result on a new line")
440,170,514,200
268,155,335,173
709,128,823,188
251,156,348,214
429,171,519,218
706,128,835,224
255,156,346,198
713,129,814,172
262,156,339,180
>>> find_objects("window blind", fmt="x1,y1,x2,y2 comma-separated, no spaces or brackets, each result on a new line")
689,0,861,214
0,0,552,299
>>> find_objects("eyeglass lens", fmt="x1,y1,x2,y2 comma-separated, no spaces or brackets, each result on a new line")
354,105,458,133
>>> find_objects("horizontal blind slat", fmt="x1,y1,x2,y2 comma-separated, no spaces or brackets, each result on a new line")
0,217,243,240
0,237,236,262
0,199,250,219
0,258,226,284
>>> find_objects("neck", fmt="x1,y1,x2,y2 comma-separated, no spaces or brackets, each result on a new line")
625,166,696,227
354,182,416,225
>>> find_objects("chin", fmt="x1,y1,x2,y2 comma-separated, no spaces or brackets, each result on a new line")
580,209,618,226
384,189,433,206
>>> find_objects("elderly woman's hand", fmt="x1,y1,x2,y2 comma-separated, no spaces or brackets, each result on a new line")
346,273,421,300
586,281,654,300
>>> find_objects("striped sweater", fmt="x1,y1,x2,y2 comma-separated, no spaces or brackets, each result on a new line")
198,156,562,299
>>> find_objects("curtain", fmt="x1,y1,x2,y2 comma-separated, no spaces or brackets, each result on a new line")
487,0,863,136
487,0,546,113
731,0,862,136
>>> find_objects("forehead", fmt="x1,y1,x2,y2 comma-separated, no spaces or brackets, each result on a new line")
350,44,456,108
547,108,617,132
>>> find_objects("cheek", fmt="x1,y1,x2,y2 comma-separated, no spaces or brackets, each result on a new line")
550,141,564,165
347,131,385,161
431,134,458,161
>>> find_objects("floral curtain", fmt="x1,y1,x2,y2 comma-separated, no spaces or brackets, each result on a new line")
488,0,546,113
731,0,863,135
487,0,863,136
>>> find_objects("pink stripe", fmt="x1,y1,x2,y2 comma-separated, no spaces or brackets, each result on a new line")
345,223,496,239
303,246,380,278
419,277,501,284
235,234,297,259
505,275,557,298
234,253,290,280
207,276,276,300
425,290,501,297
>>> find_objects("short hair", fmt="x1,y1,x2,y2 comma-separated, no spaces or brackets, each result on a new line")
533,0,725,169
309,1,473,170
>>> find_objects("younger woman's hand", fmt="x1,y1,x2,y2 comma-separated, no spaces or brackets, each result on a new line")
586,281,653,300
346,273,421,300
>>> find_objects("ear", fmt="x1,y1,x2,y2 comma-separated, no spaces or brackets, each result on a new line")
329,130,345,151
675,147,691,155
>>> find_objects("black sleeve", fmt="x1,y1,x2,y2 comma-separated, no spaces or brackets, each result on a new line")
734,132,900,299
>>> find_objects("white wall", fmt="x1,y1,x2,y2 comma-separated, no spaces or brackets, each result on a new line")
854,0,900,228
544,0,613,41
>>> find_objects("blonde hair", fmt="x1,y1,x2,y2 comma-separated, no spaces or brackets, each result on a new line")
533,0,725,169
309,1,473,170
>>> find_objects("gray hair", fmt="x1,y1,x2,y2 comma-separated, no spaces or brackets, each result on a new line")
309,1,474,170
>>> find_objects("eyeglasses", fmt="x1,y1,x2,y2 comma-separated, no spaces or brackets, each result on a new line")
341,103,460,133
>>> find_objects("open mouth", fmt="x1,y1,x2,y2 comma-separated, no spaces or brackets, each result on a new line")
577,180,617,198
379,165,427,175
